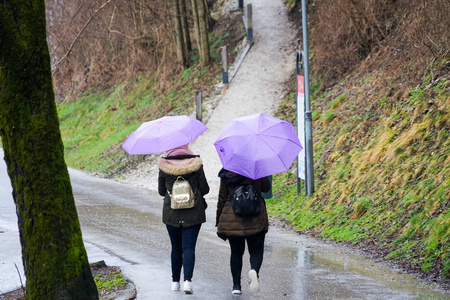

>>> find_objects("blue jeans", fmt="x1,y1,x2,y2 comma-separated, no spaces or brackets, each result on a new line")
166,224,201,282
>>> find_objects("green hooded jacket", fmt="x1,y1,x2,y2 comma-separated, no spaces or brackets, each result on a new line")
158,154,209,227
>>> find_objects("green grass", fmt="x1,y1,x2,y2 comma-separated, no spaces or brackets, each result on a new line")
57,79,162,173
328,93,347,109
272,61,450,279
94,270,127,292
57,29,235,174
322,112,335,125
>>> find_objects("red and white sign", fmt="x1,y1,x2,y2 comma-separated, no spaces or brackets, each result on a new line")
297,75,306,180
297,75,305,94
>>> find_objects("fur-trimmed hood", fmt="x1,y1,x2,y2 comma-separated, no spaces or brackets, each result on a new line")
158,154,209,228
158,155,203,175
218,168,249,187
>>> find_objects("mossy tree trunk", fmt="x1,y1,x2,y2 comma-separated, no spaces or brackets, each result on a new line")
0,1,98,299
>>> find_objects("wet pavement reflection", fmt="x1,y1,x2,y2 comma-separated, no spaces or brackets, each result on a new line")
69,168,448,300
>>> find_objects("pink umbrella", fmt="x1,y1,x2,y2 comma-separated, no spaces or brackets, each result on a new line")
214,113,302,180
122,115,207,154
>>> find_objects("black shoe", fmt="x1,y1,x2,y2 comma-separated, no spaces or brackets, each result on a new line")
232,284,242,295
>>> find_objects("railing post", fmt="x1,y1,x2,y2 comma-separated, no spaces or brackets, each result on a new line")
195,91,202,122
221,46,228,84
247,4,253,41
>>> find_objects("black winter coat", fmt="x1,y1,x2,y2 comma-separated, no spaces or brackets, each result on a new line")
216,168,271,240
158,154,209,227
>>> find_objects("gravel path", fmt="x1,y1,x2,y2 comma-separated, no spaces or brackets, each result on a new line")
116,0,297,202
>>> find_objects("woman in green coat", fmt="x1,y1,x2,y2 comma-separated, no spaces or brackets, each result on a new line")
158,144,209,294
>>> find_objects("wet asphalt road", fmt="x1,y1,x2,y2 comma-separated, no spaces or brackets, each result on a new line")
69,169,449,300
1,155,449,299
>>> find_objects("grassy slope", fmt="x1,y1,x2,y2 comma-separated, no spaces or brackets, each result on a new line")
58,68,215,175
57,17,244,176
269,59,450,283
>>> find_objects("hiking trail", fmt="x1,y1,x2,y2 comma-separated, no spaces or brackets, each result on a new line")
117,0,297,203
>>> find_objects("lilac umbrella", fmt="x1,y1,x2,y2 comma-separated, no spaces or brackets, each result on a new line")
214,113,302,180
122,115,207,154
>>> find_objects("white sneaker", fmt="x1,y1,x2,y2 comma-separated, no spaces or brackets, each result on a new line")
249,269,260,293
171,281,180,291
232,288,242,295
232,284,242,295
183,280,193,294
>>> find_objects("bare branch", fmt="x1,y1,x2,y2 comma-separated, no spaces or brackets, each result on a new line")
52,0,113,73
109,30,147,40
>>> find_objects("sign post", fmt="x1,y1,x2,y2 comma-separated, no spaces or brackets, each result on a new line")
297,0,314,196
302,0,314,196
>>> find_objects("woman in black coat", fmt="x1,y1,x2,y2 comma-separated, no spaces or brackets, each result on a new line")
158,144,209,294
216,168,271,295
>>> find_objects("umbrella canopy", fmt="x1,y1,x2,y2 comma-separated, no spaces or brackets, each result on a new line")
122,115,207,154
214,113,302,180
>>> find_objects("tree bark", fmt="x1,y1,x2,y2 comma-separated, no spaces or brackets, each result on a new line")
191,0,202,54
203,0,215,30
180,0,192,54
0,1,98,299
172,0,188,68
197,0,211,67
191,0,210,67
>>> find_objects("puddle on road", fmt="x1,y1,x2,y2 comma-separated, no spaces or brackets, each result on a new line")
264,227,448,300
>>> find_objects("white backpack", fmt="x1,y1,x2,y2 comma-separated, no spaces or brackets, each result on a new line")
168,176,195,209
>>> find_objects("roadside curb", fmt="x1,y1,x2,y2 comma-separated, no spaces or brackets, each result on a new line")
101,282,136,300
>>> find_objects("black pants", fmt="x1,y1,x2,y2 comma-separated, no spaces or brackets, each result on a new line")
228,231,266,286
